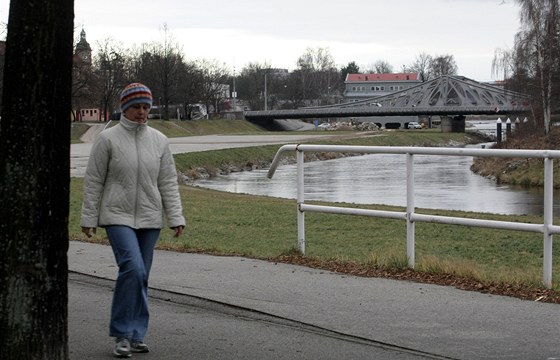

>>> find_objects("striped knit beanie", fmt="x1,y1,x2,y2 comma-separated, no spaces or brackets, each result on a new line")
120,83,153,112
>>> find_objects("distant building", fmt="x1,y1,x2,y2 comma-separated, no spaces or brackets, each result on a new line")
344,73,421,102
80,108,101,121
343,73,422,128
72,29,99,121
74,28,92,66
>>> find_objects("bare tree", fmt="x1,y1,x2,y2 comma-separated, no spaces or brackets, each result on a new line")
284,69,307,109
236,62,268,111
364,60,394,74
177,60,203,119
0,0,73,358
373,60,394,74
492,48,516,81
152,25,185,119
429,54,458,77
296,47,339,105
264,69,291,110
514,0,560,134
125,43,148,83
408,52,433,81
94,38,128,120
130,24,184,119
197,59,231,115
296,48,318,102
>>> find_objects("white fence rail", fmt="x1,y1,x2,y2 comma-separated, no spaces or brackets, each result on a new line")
267,144,560,288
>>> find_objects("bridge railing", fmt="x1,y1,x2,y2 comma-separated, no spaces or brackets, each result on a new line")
267,144,560,288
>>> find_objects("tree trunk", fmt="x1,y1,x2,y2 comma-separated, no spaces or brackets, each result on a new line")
0,0,74,359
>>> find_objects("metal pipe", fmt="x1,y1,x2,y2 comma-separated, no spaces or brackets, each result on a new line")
406,153,415,268
543,157,553,288
300,203,407,220
280,144,560,159
297,149,305,255
411,213,544,233
267,144,297,179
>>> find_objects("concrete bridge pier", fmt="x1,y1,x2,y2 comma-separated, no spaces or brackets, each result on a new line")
440,115,466,132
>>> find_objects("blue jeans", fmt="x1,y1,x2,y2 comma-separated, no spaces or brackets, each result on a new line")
106,226,161,342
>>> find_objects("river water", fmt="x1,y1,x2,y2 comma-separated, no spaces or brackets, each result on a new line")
193,121,559,216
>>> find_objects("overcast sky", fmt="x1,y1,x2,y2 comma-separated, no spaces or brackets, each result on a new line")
1,0,521,81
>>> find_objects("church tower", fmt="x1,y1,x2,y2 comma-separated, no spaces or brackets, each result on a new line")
74,28,92,65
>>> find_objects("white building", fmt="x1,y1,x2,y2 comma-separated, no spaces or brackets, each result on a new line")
344,73,421,102
343,73,422,128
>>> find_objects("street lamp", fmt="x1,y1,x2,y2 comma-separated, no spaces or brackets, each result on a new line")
232,66,237,112
264,73,268,111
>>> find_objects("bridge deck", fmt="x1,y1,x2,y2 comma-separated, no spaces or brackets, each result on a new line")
244,75,531,121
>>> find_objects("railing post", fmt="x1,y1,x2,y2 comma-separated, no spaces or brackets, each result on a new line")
297,149,306,255
543,157,553,288
496,118,502,144
406,153,415,268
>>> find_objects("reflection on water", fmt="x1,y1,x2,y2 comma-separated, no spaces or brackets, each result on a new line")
194,148,558,216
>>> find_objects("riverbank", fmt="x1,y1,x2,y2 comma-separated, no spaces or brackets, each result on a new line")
175,129,490,181
472,126,560,187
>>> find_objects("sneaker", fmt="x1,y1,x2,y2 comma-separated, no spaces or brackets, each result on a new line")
113,338,132,358
131,341,149,353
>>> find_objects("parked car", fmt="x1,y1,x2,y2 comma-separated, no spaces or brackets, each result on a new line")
408,122,422,129
318,123,331,129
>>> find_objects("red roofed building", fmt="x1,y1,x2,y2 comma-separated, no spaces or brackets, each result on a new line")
344,72,421,102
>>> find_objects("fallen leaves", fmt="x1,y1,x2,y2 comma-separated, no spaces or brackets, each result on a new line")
271,254,560,304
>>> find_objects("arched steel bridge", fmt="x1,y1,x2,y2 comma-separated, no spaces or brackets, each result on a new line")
244,75,532,121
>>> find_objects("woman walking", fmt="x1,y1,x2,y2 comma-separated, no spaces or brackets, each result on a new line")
80,83,186,358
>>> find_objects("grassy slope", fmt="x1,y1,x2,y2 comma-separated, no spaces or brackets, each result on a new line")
472,126,560,187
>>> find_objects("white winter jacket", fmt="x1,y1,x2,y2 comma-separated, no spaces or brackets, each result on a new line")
80,116,186,230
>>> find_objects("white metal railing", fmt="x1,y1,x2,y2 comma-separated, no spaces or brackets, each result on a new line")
267,144,560,288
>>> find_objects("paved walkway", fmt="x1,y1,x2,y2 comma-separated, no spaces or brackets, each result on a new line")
69,241,560,360
71,132,341,177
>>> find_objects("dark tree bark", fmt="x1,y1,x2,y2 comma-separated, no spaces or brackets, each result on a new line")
0,0,74,359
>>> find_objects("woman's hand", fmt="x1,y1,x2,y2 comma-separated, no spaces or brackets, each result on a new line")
172,225,185,238
81,227,96,238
